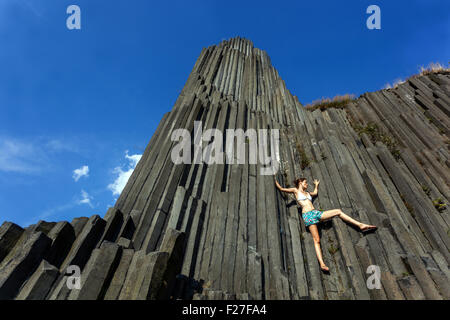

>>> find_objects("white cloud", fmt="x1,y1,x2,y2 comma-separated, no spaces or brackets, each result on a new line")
73,165,89,182
79,189,93,208
125,152,142,167
0,135,82,175
0,137,47,173
383,78,405,90
0,0,44,31
26,202,77,226
45,139,79,153
108,150,142,197
27,189,94,226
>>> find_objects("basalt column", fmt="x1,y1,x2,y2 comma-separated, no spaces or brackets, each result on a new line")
112,36,307,299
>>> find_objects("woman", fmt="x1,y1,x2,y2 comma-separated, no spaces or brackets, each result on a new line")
274,177,377,272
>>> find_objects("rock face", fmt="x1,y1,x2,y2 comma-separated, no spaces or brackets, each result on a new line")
1,37,449,300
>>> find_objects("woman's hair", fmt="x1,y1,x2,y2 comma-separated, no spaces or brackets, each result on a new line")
293,177,307,188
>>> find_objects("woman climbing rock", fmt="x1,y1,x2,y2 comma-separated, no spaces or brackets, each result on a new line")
274,177,377,273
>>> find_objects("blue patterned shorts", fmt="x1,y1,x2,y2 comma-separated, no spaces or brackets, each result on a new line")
302,209,324,227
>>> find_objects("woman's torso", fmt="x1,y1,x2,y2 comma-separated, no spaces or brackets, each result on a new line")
295,189,314,213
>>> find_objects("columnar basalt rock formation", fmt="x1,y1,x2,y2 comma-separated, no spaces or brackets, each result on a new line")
1,36,449,300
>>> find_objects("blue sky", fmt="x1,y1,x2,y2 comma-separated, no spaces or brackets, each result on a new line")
0,0,448,227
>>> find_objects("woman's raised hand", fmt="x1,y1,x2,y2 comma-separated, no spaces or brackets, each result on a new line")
313,179,320,186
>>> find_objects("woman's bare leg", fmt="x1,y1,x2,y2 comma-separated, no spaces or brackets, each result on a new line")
320,209,376,231
308,224,329,272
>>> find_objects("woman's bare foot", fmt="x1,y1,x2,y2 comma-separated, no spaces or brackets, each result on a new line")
320,264,329,272
360,223,377,232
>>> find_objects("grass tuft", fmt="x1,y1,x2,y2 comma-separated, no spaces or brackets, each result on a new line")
432,198,446,213
383,62,449,90
418,62,449,76
328,244,339,255
400,194,414,214
296,142,311,169
304,94,356,111
421,185,431,197
352,122,401,160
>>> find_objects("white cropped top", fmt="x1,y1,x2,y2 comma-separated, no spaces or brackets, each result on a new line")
297,191,312,201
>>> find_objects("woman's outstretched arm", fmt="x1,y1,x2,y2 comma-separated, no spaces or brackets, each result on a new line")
310,179,320,196
274,177,297,194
